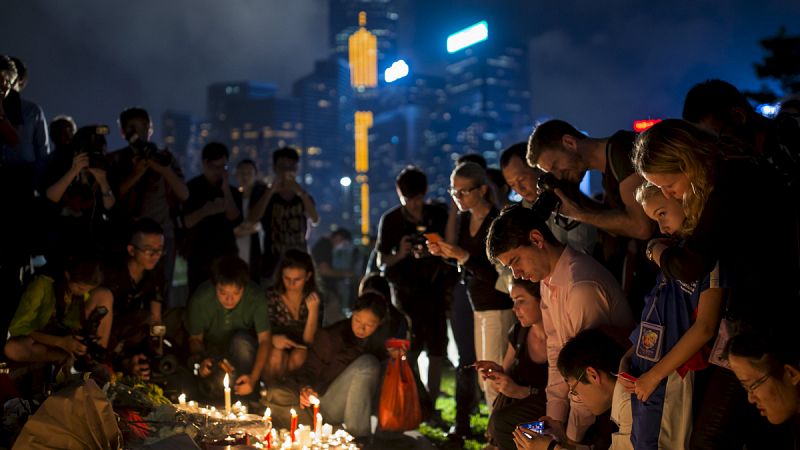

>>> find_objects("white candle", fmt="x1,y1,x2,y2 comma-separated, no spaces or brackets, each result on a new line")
314,413,322,436
223,373,232,414
178,393,186,405
321,424,332,439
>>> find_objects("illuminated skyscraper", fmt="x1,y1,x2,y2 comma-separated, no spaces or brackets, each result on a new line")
329,0,400,66
445,35,532,165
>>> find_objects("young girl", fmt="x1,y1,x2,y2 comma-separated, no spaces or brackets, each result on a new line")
265,249,321,381
620,182,726,450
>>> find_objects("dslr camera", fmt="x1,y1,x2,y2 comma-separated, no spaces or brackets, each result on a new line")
125,131,172,166
530,172,582,230
72,125,109,170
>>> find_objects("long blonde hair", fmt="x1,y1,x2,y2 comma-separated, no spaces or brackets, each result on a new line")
632,119,719,234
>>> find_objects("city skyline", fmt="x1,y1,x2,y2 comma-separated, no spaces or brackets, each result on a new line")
4,0,799,150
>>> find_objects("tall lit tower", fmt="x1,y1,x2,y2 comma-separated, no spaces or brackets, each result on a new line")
348,11,378,241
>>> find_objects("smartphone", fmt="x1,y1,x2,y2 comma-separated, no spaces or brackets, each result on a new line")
519,420,545,435
618,372,638,382
423,232,442,243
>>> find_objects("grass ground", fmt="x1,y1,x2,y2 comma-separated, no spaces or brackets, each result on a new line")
419,367,490,450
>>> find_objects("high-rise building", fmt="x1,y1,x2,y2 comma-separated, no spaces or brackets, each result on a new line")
445,38,532,166
161,110,213,179
329,0,400,68
371,73,451,208
206,81,302,171
292,57,354,234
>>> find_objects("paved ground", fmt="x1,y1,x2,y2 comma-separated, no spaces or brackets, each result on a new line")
365,430,437,450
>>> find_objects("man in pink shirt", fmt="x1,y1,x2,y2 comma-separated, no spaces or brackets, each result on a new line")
487,204,634,443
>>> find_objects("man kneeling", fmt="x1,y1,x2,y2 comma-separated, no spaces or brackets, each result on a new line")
186,255,271,397
4,255,113,370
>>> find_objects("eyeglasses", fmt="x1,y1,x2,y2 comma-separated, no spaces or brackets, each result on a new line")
567,370,586,402
134,246,164,257
741,372,771,395
448,186,480,198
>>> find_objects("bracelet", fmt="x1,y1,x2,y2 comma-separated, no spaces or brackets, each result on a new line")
547,440,559,450
102,189,114,198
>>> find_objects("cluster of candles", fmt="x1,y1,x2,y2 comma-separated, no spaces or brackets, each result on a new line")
175,384,358,449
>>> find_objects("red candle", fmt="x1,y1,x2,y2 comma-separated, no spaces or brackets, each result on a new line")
309,395,320,432
290,408,298,443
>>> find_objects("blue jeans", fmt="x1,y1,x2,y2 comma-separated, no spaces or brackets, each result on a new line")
320,354,380,437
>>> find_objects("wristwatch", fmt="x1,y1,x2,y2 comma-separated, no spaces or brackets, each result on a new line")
645,240,658,262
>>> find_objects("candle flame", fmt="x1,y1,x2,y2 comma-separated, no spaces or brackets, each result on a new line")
264,407,271,418
223,373,229,388
309,395,320,405
178,393,186,402
290,408,297,416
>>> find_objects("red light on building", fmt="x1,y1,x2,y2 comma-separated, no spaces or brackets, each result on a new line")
633,119,661,132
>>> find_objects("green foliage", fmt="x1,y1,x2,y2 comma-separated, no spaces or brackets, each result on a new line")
746,26,800,102
419,368,490,449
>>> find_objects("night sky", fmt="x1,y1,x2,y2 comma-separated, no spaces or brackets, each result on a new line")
3,0,799,149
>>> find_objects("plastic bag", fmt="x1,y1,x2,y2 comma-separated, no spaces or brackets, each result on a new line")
13,379,122,450
378,351,421,432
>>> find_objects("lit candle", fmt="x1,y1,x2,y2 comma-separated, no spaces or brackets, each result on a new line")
223,373,232,414
178,393,186,405
234,400,243,413
290,408,298,442
321,424,332,439
309,395,320,420
314,413,322,437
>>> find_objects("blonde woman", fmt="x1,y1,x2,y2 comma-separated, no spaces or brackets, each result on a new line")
632,119,798,333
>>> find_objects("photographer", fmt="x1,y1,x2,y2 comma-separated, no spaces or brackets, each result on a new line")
42,125,115,265
248,147,319,283
500,143,597,256
183,142,241,294
107,107,189,305
527,120,652,241
186,255,272,397
4,254,113,367
103,218,167,380
376,166,452,420
527,121,655,315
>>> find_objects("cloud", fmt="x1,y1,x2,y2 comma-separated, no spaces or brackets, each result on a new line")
1,0,329,143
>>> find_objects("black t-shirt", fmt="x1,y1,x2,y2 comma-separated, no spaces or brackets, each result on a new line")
261,192,311,278
376,203,451,312
184,175,240,260
106,146,184,230
507,323,548,391
602,130,637,211
660,157,800,330
103,263,165,316
457,208,512,311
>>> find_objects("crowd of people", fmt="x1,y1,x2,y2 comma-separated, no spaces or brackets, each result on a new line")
1,51,800,450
